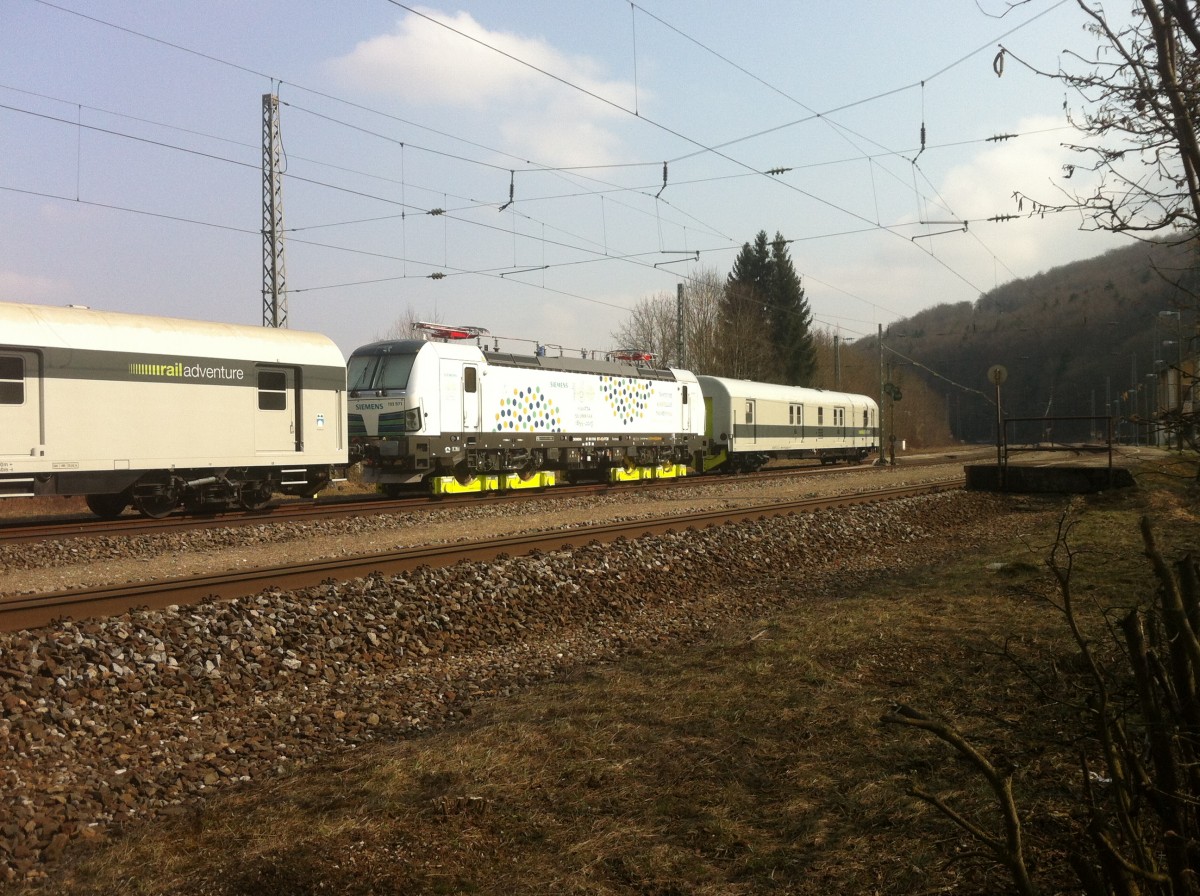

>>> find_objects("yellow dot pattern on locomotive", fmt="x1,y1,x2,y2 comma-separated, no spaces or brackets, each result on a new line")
495,386,564,431
599,375,652,425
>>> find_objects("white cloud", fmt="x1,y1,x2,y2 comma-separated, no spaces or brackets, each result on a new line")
934,116,1125,275
802,116,1134,331
0,269,69,303
325,8,634,166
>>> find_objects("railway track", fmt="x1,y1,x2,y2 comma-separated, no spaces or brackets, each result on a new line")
0,479,963,631
0,459,917,545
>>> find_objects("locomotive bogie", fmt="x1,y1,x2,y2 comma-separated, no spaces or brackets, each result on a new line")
430,470,558,495
0,301,346,517
607,463,688,483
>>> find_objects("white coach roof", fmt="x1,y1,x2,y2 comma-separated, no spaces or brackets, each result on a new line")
697,374,878,409
1,301,345,366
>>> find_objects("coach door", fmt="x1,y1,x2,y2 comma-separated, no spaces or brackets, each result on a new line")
461,364,480,433
0,351,42,457
255,366,299,453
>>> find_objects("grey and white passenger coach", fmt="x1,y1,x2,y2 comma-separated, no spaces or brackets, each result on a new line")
697,375,879,471
0,301,346,517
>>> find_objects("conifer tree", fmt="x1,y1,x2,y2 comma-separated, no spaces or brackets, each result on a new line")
769,232,816,385
720,230,816,384
719,231,778,380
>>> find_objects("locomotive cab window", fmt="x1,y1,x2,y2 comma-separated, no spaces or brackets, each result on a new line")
347,355,379,392
378,354,416,391
0,355,23,405
257,371,288,410
347,352,417,393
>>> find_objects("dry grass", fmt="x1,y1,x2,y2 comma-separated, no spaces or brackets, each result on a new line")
15,466,1200,896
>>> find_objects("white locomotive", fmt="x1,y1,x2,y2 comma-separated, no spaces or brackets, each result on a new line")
347,330,880,493
347,334,705,495
0,301,346,517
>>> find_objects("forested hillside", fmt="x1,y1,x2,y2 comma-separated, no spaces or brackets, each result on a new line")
847,239,1199,444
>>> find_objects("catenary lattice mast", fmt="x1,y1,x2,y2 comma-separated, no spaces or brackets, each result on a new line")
261,93,288,329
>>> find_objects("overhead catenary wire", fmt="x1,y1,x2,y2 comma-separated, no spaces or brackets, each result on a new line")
11,0,1081,339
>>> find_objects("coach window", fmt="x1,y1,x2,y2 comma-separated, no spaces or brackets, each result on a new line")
258,371,288,410
0,356,23,404
863,409,869,427
834,407,845,427
745,401,754,424
817,407,824,426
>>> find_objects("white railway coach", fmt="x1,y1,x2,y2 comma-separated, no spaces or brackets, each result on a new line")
697,375,879,471
347,337,705,494
0,301,346,517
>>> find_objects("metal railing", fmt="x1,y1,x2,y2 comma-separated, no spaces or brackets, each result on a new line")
999,415,1115,488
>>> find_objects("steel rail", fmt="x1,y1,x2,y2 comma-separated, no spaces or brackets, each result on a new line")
0,480,963,632
0,461,890,544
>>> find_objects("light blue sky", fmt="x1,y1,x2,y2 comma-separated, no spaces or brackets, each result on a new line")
2,1,1134,359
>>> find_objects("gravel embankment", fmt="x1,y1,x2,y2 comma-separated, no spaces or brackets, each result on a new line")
0,481,1039,885
0,464,965,595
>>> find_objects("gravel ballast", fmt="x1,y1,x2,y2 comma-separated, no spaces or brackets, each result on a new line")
0,484,1038,884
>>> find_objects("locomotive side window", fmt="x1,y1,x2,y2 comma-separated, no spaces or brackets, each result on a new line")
0,356,23,404
258,371,288,410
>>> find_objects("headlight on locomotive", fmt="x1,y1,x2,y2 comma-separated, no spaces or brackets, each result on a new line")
404,407,422,431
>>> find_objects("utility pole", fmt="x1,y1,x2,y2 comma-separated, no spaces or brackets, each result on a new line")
262,94,288,329
878,324,884,464
676,283,684,368
1131,353,1139,447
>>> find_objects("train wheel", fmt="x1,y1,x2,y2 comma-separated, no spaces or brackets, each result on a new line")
133,488,179,519
238,481,273,511
85,492,129,519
